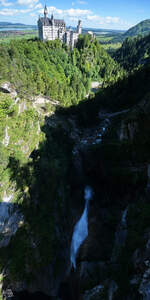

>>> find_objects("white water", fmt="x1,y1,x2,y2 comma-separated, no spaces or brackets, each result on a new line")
3,126,10,147
3,191,13,203
37,121,41,134
0,202,23,247
70,186,93,269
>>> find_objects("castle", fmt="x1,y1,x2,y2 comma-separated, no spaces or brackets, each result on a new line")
38,5,82,48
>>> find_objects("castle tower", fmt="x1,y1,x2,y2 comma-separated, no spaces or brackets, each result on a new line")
77,20,82,34
44,4,48,18
51,14,54,40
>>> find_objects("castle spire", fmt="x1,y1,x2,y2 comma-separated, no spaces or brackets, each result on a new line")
44,4,48,18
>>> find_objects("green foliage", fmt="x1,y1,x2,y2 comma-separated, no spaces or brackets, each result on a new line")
124,19,150,38
76,35,124,84
0,38,123,107
0,93,45,202
0,30,38,44
114,33,150,71
0,92,15,119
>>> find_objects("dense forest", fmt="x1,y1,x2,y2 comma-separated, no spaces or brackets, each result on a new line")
0,35,124,107
114,33,150,71
123,19,150,38
58,62,150,130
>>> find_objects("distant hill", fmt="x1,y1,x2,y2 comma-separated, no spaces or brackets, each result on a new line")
0,22,37,28
124,19,150,38
0,22,26,26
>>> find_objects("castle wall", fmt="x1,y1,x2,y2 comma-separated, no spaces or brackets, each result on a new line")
38,22,43,40
42,25,66,41
43,26,54,40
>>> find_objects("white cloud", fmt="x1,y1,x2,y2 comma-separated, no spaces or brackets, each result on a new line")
30,12,36,17
49,6,63,15
77,1,88,5
105,16,120,24
34,3,42,9
0,0,42,16
65,8,91,16
0,0,13,7
20,8,32,13
0,7,33,15
17,0,39,7
71,1,88,6
0,8,18,15
39,6,92,17
87,14,120,25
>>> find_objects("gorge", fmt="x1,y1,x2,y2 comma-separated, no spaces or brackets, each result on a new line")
0,32,150,300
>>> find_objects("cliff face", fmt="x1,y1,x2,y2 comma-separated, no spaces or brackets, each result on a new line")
73,102,150,300
1,81,150,300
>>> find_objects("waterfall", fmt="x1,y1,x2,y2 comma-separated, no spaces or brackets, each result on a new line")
70,186,93,269
3,126,10,147
37,121,41,134
3,191,13,203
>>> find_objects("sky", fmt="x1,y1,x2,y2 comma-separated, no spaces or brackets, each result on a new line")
0,0,150,30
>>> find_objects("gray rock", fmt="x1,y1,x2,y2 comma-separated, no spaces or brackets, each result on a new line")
139,281,150,300
79,261,107,291
0,82,17,98
0,203,23,248
83,284,104,300
108,280,118,300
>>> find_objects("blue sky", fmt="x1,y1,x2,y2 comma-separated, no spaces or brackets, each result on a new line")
0,0,150,30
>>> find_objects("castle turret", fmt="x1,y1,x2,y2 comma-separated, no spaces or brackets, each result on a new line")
77,20,82,34
44,5,48,18
51,13,54,25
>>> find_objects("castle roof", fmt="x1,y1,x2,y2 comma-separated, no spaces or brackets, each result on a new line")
39,17,65,26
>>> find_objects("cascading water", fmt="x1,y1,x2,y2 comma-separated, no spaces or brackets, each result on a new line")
3,126,10,147
70,186,93,269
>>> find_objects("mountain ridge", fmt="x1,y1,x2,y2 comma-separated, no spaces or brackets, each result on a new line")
123,19,150,38
0,22,35,27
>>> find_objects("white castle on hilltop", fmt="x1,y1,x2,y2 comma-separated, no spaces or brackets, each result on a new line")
38,5,82,48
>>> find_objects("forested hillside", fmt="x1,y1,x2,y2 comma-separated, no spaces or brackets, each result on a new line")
60,63,150,129
123,19,150,38
0,35,124,107
114,33,150,71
